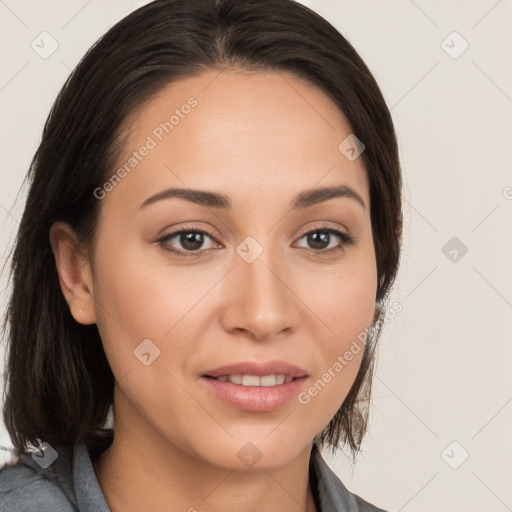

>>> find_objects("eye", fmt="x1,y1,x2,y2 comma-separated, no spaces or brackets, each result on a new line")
294,226,355,254
157,228,219,259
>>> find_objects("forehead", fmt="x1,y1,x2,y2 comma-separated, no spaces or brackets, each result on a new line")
105,69,369,212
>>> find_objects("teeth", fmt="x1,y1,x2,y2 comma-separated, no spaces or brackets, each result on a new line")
242,375,261,386
229,375,243,384
214,374,291,386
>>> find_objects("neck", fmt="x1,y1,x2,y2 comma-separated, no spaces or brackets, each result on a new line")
92,394,317,512
93,441,317,512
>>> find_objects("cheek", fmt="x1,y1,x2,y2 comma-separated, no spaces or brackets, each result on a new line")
91,257,202,430
305,255,377,349
90,231,173,374
297,288,372,430
92,224,190,336
91,234,220,385
297,256,376,414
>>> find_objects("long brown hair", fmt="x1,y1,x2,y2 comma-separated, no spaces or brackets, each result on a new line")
1,0,402,462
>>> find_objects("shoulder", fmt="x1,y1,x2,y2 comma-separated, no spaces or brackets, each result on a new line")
0,446,77,512
310,443,389,512
328,478,389,512
351,492,389,512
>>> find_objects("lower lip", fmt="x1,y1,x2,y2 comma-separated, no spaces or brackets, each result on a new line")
200,376,308,412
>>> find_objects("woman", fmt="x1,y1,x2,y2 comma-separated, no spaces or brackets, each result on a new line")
0,0,402,510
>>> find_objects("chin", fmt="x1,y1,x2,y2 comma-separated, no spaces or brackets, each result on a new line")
190,433,310,472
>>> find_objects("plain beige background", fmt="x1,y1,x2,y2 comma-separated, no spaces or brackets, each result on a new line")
1,1,511,510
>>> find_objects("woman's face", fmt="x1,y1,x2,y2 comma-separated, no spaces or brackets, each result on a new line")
82,70,377,470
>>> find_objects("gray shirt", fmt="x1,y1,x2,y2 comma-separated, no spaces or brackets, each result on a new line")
0,436,387,511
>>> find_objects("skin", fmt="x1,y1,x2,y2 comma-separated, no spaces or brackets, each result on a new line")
50,69,377,512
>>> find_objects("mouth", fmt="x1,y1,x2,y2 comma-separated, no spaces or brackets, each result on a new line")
199,360,309,412
202,374,301,386
202,360,308,381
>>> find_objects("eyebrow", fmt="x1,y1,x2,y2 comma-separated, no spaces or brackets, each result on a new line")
138,184,366,211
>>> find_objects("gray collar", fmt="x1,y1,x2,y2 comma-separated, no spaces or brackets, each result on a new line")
309,443,367,512
73,442,110,511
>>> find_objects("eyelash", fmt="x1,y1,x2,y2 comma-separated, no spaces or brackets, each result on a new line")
156,224,356,259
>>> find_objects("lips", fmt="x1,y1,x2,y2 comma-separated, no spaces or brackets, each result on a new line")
209,374,290,386
200,360,310,412
202,360,309,380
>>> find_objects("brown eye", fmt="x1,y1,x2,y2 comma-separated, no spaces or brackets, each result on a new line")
157,229,218,258
295,228,355,253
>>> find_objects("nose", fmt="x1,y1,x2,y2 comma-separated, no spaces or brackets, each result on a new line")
219,245,301,341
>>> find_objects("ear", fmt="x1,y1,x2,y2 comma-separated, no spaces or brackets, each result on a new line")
49,221,97,325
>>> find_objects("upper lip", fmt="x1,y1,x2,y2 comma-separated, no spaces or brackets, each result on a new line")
202,360,309,379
